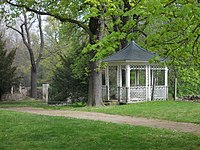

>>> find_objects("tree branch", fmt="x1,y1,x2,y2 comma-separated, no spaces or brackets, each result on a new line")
6,25,22,36
28,18,37,30
192,23,200,33
6,0,94,41
20,17,36,71
36,14,44,68
23,13,31,46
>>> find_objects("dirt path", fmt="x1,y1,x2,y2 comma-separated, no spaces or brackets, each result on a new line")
2,107,200,135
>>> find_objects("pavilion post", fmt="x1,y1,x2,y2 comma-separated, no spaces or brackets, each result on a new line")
126,65,130,103
165,66,168,100
105,66,110,101
117,65,122,102
146,65,151,101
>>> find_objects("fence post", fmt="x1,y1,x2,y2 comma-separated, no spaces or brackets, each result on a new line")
19,83,22,94
42,84,49,103
11,86,14,94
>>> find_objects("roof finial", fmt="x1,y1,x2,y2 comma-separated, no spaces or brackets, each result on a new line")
131,40,135,44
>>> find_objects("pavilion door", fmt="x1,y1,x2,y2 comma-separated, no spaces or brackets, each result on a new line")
130,65,147,101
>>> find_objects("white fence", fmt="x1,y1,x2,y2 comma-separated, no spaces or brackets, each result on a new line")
102,85,167,103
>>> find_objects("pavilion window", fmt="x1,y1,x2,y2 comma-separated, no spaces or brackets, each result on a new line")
157,70,165,85
139,70,146,86
151,70,165,86
102,70,106,85
109,66,117,99
130,70,135,86
122,69,126,87
130,69,146,86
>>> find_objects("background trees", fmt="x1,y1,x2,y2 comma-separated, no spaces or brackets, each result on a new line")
7,13,45,99
0,0,199,103
50,22,88,102
143,0,200,97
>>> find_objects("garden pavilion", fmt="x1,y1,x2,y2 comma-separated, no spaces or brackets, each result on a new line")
102,41,168,103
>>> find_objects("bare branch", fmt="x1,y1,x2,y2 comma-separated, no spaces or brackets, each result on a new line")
28,18,37,30
6,0,94,41
192,23,200,33
36,14,44,68
42,46,63,59
6,25,22,36
20,23,29,48
20,17,36,71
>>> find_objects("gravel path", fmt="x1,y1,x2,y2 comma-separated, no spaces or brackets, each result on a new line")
2,107,200,135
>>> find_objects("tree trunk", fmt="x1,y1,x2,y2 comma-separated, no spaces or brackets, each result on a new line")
0,92,2,101
87,61,103,106
86,16,104,106
30,67,37,99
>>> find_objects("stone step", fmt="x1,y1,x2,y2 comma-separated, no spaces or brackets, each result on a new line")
104,100,119,106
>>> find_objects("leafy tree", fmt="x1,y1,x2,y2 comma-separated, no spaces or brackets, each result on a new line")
50,22,88,103
0,33,18,100
3,0,107,106
142,0,200,97
37,17,62,84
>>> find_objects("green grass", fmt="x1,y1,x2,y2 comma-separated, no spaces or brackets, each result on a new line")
1,100,200,124
1,110,200,150
0,99,45,107
78,101,200,124
0,99,83,108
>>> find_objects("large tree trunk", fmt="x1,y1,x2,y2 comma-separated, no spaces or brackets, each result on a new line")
87,61,103,106
30,67,37,99
86,16,104,106
0,92,2,101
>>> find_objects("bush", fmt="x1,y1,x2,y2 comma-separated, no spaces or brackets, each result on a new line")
50,55,88,103
0,33,18,100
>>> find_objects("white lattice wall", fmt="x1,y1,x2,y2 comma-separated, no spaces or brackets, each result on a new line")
130,86,146,101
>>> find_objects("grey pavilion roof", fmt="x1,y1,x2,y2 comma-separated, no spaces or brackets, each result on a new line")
103,41,158,62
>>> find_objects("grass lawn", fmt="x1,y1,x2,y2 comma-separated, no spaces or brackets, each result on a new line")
0,99,47,108
1,100,200,124
1,110,200,150
79,101,200,124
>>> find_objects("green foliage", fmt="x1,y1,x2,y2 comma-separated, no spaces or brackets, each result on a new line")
47,21,89,103
37,17,63,85
83,31,126,61
143,0,200,96
3,0,200,97
0,33,18,100
50,54,88,103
